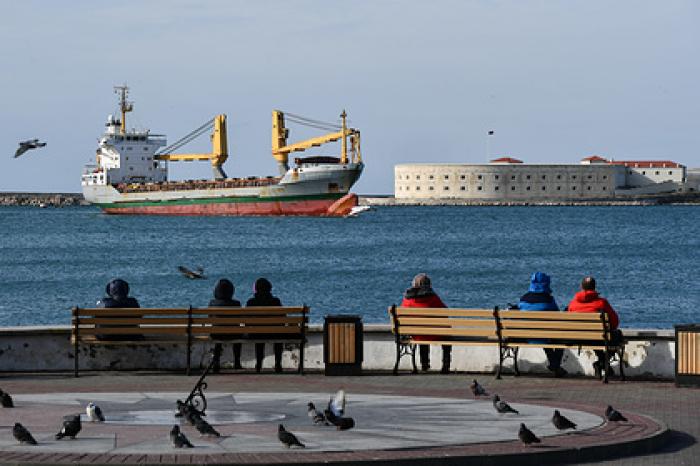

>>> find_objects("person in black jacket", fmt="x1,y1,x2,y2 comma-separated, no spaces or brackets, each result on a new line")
246,278,283,373
96,278,141,341
209,278,242,372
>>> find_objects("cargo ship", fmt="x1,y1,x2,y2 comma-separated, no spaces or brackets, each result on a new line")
81,86,364,216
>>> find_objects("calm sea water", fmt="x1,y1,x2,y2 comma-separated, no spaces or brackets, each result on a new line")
0,205,698,329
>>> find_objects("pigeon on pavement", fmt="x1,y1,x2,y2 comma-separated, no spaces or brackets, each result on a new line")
0,389,14,408
605,405,628,422
552,410,577,430
194,416,221,437
86,402,106,422
13,423,37,445
278,424,305,448
470,379,488,397
493,395,519,414
55,415,81,439
325,401,356,431
170,425,194,448
519,423,541,445
308,402,329,426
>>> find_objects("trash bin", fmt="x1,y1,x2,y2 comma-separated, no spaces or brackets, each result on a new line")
324,315,363,376
675,324,700,387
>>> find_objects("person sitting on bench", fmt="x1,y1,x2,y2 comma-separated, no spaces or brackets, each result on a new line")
209,278,242,372
246,278,283,373
95,278,142,341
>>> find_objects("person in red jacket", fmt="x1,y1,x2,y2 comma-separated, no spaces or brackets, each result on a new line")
400,273,452,373
567,276,623,377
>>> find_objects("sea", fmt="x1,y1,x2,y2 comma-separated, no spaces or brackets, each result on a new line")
0,205,698,329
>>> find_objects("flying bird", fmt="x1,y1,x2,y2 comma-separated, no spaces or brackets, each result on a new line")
278,424,305,448
13,423,37,445
307,402,329,426
177,265,205,279
493,395,519,414
470,379,488,397
194,416,221,437
605,405,628,422
14,139,46,158
329,389,346,417
86,402,105,422
0,389,14,408
518,423,541,445
552,410,577,430
170,425,194,448
55,415,81,440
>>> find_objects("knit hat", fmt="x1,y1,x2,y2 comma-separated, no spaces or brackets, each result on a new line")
528,272,552,294
106,278,129,299
254,277,272,294
412,273,431,289
213,278,234,300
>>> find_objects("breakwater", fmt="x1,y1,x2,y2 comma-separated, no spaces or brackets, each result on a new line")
0,192,85,207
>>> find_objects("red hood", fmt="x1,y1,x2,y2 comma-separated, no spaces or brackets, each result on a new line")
573,290,600,303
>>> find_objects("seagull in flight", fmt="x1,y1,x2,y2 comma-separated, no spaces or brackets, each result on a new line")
14,139,46,158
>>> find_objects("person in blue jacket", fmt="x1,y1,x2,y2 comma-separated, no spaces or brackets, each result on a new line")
517,272,567,377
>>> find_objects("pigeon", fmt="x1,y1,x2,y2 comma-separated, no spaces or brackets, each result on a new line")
194,416,221,437
13,423,37,445
0,389,14,408
470,379,488,397
278,424,305,448
55,415,81,439
308,402,329,426
324,401,356,431
14,139,46,158
329,389,346,417
184,409,201,426
86,402,106,422
518,423,541,445
552,410,577,430
493,395,519,414
170,425,194,448
605,405,628,422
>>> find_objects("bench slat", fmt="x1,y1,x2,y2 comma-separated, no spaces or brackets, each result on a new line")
398,326,497,338
391,308,495,318
73,308,191,316
396,317,495,327
191,317,305,325
406,339,499,346
197,307,306,315
505,342,611,350
499,320,604,330
501,329,605,340
76,327,188,336
190,327,302,335
498,310,605,321
76,318,189,326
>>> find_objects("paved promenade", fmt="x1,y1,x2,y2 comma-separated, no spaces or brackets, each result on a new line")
0,370,696,465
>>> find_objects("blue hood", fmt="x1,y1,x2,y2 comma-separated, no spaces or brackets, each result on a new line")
528,272,552,294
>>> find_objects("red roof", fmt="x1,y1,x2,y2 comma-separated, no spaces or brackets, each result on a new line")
490,157,523,164
608,160,684,168
581,155,608,162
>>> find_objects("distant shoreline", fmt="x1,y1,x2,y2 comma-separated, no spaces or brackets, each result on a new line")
2,191,699,207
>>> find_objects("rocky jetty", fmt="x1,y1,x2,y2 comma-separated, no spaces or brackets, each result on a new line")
0,192,86,207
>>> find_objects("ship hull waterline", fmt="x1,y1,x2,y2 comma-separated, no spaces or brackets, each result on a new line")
97,193,359,217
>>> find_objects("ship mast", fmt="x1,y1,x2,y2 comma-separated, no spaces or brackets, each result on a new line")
114,84,133,135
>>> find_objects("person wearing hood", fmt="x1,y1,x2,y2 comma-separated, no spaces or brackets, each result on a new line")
400,273,451,373
518,272,567,377
568,276,622,377
96,278,141,340
246,278,283,373
209,278,242,372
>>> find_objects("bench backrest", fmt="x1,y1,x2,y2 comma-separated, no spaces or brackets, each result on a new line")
497,310,611,342
388,306,499,340
72,306,309,339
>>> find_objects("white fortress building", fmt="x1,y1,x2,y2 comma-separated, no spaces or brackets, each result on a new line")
395,156,688,201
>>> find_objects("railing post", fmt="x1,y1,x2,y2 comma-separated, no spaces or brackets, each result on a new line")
493,306,503,379
73,306,80,378
186,305,193,376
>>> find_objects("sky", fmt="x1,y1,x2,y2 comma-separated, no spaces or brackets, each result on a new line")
1,1,698,194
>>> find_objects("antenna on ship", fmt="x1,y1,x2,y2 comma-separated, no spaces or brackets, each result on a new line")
114,84,133,135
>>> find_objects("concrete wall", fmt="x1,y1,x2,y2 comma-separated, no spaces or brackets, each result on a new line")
0,325,676,379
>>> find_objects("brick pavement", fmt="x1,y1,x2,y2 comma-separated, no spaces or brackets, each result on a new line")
0,371,696,465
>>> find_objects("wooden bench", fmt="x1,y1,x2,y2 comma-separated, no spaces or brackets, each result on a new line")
71,306,309,377
497,310,625,383
388,306,500,375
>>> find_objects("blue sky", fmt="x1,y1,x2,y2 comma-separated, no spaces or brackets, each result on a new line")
1,1,698,194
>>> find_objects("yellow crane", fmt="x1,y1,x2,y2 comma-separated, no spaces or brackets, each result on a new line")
155,115,229,180
271,110,362,175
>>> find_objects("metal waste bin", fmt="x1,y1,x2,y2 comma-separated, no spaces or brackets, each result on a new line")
675,324,700,387
324,315,363,376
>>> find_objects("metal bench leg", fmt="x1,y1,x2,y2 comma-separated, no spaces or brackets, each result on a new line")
393,342,401,375
603,354,610,384
617,348,625,381
513,347,521,376
496,346,504,380
411,345,418,374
